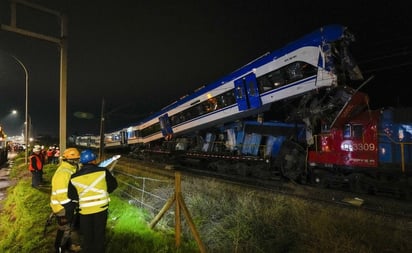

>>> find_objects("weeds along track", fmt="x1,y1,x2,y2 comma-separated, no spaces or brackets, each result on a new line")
114,157,412,227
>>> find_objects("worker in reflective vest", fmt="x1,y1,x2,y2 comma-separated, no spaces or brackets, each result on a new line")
28,145,44,188
50,148,81,253
68,149,118,253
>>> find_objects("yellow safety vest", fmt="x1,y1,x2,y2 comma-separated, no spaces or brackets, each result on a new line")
70,170,110,215
50,161,77,213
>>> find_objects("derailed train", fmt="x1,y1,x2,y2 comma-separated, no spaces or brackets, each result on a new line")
74,24,412,197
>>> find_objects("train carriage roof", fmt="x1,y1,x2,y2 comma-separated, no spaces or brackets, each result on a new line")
136,24,350,126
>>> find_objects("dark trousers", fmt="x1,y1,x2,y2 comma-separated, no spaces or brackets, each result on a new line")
79,209,108,253
54,208,76,253
31,170,43,187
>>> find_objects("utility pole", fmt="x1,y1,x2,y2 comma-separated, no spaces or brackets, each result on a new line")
99,98,105,160
0,0,68,151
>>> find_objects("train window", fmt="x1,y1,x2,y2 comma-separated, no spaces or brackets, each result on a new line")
141,122,161,138
170,115,178,125
259,76,272,92
197,104,205,115
208,98,218,110
258,70,285,93
286,62,304,81
353,125,363,139
222,90,236,105
168,89,236,127
343,124,351,138
343,124,363,139
270,70,285,87
257,61,317,93
300,62,317,77
248,81,257,96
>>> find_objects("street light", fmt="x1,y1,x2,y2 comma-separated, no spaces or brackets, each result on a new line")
0,109,18,123
7,54,29,164
0,109,18,144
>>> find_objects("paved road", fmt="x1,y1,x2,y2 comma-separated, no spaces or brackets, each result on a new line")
0,152,18,202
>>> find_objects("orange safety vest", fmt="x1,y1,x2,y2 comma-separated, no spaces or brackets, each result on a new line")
47,149,54,157
29,154,43,172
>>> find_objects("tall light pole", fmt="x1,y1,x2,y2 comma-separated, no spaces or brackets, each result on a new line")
1,1,68,152
9,54,29,164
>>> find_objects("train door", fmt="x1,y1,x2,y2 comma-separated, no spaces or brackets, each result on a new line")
120,129,127,145
159,114,173,139
234,73,262,111
202,132,216,152
242,133,262,155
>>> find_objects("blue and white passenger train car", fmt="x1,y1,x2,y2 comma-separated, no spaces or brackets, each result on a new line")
104,130,127,148
75,134,100,149
122,24,362,145
77,24,363,152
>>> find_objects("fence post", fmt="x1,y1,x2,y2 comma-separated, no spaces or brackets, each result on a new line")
149,171,206,253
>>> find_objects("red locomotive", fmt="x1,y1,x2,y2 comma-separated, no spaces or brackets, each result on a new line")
308,91,412,196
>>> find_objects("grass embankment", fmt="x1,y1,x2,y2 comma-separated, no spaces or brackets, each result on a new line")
0,152,196,253
1,151,412,253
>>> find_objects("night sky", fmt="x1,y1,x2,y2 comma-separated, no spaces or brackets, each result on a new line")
0,0,411,137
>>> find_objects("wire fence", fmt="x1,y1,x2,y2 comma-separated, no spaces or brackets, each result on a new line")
113,169,174,215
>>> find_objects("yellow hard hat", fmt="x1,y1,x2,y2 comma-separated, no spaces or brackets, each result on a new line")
62,148,80,159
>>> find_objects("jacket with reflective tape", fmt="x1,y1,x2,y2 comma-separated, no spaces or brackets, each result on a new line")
50,161,77,213
68,164,118,215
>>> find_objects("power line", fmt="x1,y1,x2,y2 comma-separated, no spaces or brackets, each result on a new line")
362,61,412,74
360,50,412,64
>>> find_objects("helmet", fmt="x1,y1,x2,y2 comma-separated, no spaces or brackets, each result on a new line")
80,149,97,164
62,148,80,160
33,147,41,152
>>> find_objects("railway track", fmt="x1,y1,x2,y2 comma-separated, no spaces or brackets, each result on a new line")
114,156,412,224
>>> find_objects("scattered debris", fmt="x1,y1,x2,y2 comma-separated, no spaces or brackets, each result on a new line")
342,197,364,207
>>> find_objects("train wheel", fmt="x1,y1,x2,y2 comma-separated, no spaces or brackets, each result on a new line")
312,170,331,188
348,173,367,193
279,141,306,183
397,178,412,200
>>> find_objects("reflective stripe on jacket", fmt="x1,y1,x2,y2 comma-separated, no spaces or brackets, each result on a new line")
70,169,111,215
50,161,77,213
